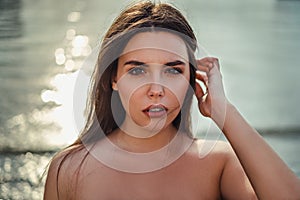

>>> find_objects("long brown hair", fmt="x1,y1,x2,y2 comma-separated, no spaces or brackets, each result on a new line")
54,1,198,198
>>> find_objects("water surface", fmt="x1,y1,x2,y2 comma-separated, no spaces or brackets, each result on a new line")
0,0,299,199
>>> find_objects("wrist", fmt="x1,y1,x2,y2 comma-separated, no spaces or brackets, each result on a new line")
211,99,235,130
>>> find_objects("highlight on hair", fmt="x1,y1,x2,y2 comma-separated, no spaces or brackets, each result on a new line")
49,1,199,198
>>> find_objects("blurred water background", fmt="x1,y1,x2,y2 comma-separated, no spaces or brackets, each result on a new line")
0,0,300,199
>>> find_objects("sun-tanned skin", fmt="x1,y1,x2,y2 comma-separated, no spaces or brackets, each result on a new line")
45,32,257,200
44,20,300,200
46,140,255,200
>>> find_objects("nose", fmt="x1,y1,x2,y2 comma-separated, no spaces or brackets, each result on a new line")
147,83,165,98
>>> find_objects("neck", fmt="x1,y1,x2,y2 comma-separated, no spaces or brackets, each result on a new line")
110,125,177,153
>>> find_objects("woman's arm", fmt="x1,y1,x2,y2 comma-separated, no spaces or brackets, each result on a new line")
221,103,300,199
196,57,300,199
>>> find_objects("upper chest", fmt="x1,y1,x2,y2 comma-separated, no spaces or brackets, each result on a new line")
76,152,224,200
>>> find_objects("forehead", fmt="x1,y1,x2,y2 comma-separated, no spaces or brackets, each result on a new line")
120,31,189,62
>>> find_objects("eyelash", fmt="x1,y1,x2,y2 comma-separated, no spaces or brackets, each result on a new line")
128,67,145,75
164,67,183,75
127,67,183,76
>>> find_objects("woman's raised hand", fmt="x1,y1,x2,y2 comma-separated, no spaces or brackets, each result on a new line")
195,57,228,127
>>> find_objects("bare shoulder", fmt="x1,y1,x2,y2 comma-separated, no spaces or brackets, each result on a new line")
44,144,88,200
49,144,89,175
183,139,237,179
192,139,257,199
192,139,235,160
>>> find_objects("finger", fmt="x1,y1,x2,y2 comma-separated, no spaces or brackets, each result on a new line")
197,57,217,66
195,81,205,100
197,66,209,74
195,73,208,96
197,59,213,70
195,71,208,83
197,57,219,71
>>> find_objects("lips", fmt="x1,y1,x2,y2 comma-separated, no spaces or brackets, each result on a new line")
143,104,168,118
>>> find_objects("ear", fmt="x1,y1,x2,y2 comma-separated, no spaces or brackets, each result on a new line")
112,81,118,91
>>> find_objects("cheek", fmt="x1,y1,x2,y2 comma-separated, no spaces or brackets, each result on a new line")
168,83,189,107
163,75,190,105
117,83,145,114
117,86,132,113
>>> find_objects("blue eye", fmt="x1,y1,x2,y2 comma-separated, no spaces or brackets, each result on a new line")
165,67,183,74
128,67,145,75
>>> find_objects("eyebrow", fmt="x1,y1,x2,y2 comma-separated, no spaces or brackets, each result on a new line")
124,60,146,66
123,60,186,67
164,60,186,67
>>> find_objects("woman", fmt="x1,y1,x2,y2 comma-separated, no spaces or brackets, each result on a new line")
44,1,300,199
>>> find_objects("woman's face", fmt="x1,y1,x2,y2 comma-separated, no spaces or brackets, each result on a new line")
114,31,191,137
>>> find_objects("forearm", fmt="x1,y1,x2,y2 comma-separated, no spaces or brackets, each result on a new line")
218,103,300,199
